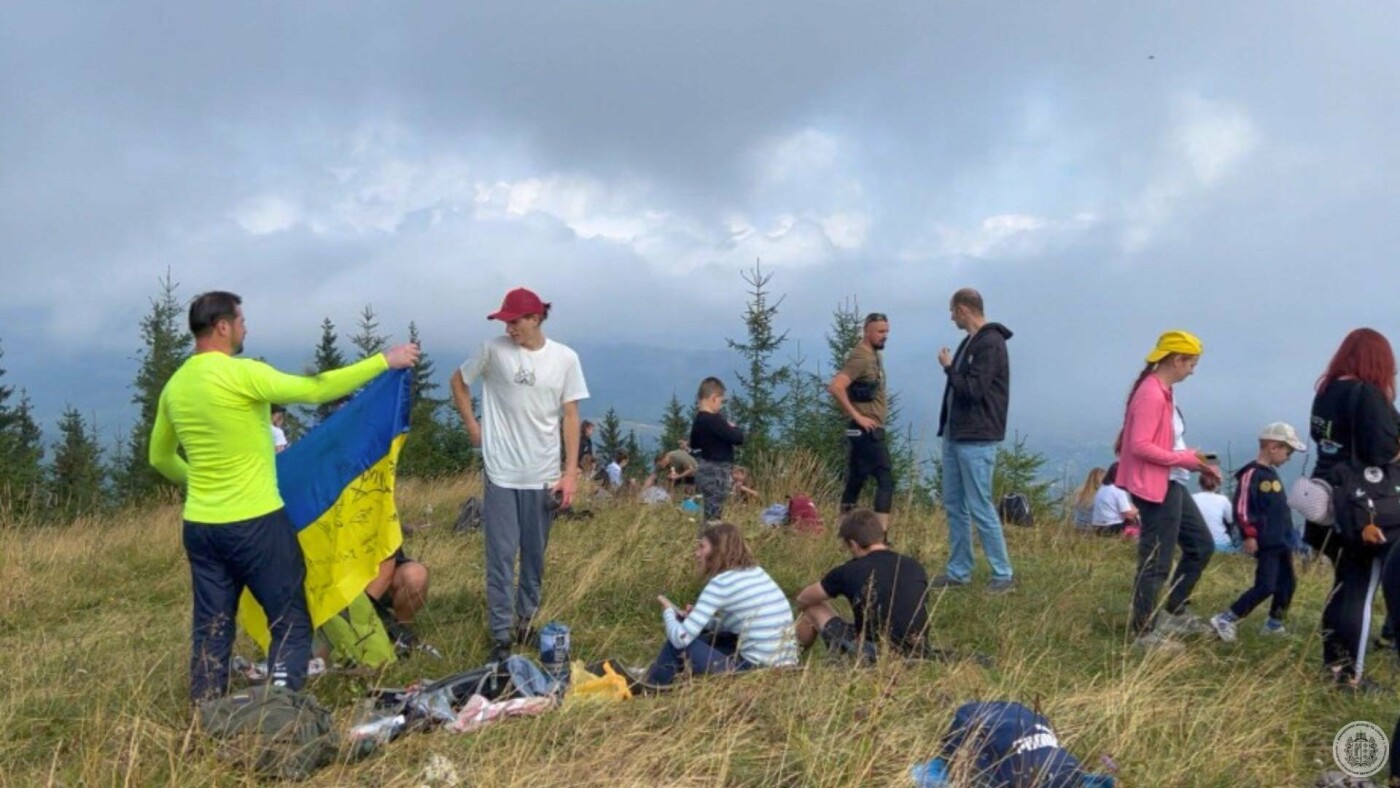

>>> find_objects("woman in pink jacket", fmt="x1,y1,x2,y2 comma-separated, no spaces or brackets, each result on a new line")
1116,331,1222,650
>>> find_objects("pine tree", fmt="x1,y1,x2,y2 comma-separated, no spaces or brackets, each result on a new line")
117,271,189,503
660,393,689,451
623,430,643,477
597,407,624,464
407,322,438,409
350,304,387,359
0,386,46,516
313,317,347,372
725,261,790,461
309,317,347,424
49,407,106,519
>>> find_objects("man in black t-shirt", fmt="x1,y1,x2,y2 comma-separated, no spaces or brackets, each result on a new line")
795,509,931,661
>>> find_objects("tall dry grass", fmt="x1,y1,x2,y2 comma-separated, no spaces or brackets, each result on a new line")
0,475,1391,786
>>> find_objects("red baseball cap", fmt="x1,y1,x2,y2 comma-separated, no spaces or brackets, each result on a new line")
487,287,549,321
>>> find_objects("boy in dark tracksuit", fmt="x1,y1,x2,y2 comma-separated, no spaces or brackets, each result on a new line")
689,377,745,523
1209,422,1308,641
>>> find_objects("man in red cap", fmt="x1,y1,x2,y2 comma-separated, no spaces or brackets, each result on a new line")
450,287,589,662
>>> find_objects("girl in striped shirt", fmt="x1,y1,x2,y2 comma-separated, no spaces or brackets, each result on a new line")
644,523,798,686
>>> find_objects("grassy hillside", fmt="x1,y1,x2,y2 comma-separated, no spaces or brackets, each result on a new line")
0,475,1390,786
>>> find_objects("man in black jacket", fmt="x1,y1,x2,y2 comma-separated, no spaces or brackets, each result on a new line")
934,288,1015,593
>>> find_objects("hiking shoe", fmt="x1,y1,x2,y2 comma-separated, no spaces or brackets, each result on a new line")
489,639,512,663
1132,631,1185,653
929,574,970,589
984,577,1016,595
1208,613,1238,642
1260,621,1289,638
1156,611,1214,636
1335,675,1388,696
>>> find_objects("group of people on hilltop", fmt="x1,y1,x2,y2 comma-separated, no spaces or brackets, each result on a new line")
149,283,1022,702
1078,324,1400,705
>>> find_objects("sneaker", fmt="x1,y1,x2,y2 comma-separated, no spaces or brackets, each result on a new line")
1260,622,1289,637
984,577,1016,595
1335,675,1388,696
1208,613,1238,642
1132,631,1185,653
929,574,970,589
1156,611,1214,636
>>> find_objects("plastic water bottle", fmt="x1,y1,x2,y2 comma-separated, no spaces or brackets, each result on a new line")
909,758,949,787
538,621,570,684
347,713,406,744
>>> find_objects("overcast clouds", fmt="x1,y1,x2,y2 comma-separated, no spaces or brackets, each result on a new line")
2,2,1398,461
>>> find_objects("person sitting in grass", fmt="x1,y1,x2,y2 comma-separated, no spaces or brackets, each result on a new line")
644,522,797,685
1089,462,1140,536
730,465,760,502
656,445,698,488
1071,467,1106,529
1192,472,1237,554
605,450,629,491
1209,423,1308,642
793,508,931,662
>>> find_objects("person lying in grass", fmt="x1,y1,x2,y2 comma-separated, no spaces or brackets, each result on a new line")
644,523,798,685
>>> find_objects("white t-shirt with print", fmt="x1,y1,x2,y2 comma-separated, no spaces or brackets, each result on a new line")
460,336,589,489
1091,484,1135,526
1192,491,1234,546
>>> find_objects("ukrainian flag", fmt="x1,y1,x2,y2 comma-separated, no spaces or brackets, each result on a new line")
238,368,411,652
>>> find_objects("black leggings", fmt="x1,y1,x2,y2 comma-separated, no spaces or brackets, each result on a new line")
841,426,894,514
1323,539,1400,680
1130,482,1215,634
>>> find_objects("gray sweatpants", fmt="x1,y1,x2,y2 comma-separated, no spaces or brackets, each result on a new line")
696,460,732,523
483,479,555,642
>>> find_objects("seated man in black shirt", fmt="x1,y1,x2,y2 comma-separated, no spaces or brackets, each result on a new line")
795,508,931,662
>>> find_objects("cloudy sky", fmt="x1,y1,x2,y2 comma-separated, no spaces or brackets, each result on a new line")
2,2,1397,467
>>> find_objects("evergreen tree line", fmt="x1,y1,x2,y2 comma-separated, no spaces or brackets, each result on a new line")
0,266,1056,524
0,275,479,524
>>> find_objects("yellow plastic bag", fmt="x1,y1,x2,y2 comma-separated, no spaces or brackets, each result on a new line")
564,660,632,704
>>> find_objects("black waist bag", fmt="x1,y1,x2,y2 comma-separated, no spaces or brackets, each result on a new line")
848,379,879,403
1330,463,1400,545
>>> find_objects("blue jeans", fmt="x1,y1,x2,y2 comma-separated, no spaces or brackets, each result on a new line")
644,632,754,686
941,440,1013,582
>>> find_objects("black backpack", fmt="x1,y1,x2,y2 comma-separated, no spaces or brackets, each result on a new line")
999,493,1034,527
1329,462,1400,545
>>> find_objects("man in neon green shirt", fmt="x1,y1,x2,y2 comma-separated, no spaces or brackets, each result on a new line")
149,291,419,701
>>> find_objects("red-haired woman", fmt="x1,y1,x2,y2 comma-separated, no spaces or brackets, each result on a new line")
1311,328,1400,691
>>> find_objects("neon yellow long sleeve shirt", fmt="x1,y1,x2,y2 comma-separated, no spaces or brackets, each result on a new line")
148,351,389,523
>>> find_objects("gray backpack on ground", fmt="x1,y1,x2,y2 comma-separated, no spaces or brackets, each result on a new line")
197,685,340,781
454,496,484,534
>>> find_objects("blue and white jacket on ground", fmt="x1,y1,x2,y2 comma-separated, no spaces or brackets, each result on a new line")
662,566,798,667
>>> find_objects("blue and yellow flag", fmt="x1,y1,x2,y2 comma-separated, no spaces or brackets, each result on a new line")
238,369,411,652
